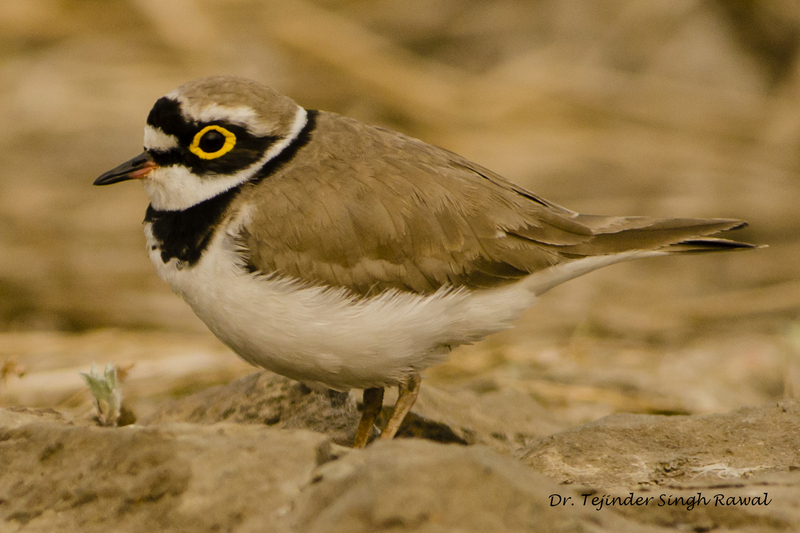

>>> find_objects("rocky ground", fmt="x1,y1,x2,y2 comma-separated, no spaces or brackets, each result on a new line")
2,1,800,531
2,372,799,532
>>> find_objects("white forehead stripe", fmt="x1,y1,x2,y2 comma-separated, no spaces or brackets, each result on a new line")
143,125,179,151
188,102,259,128
166,91,265,134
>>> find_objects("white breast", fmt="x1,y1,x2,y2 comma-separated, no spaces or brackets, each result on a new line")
143,213,542,390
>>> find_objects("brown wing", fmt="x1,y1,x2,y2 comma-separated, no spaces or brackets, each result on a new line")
239,111,749,296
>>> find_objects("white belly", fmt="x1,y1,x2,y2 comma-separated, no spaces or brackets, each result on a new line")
144,221,540,390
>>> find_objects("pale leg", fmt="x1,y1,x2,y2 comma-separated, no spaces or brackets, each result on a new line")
380,371,421,441
353,387,384,448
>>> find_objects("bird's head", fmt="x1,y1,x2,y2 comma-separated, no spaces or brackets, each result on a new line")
95,76,307,211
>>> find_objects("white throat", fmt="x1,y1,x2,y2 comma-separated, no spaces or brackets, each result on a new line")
142,106,308,211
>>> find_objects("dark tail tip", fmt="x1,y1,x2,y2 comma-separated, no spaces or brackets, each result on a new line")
668,237,762,254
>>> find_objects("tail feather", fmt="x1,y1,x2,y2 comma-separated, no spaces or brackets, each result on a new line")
665,237,759,254
525,216,758,296
554,217,753,257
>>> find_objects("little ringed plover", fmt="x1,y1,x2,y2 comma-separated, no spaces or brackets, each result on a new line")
95,76,755,447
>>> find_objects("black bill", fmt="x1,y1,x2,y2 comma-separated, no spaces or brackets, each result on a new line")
94,152,157,186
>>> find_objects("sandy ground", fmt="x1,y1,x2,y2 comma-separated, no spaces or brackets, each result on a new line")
1,1,800,531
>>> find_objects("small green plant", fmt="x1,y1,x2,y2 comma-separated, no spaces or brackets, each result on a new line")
80,363,122,427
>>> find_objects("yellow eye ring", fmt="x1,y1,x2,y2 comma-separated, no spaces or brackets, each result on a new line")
189,125,237,159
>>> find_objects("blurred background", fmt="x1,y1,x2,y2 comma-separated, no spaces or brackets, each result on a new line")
1,0,798,427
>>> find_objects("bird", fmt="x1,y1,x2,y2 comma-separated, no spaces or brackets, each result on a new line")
95,76,755,447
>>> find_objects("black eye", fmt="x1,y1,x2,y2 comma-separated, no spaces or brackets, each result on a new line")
199,130,226,153
189,125,236,159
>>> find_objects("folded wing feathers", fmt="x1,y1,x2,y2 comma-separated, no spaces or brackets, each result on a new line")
240,113,756,296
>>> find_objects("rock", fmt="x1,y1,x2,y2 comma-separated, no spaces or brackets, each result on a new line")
522,399,800,488
290,439,632,533
143,371,362,446
0,415,331,533
605,471,800,533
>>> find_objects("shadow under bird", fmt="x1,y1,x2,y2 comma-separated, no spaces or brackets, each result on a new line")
95,76,756,447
